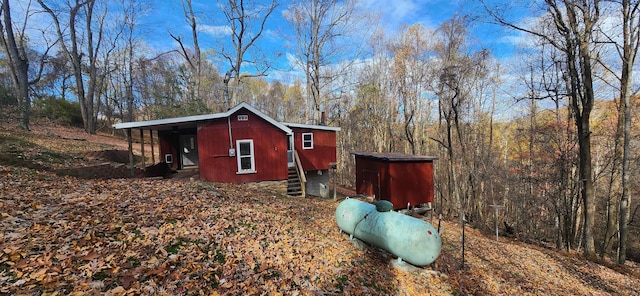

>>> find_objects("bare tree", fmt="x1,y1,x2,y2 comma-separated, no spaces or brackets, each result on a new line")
529,44,582,251
369,29,396,153
604,0,640,264
119,0,148,123
282,79,306,122
484,0,603,258
219,0,277,109
0,0,52,130
286,0,372,124
351,29,397,153
37,0,111,134
389,24,433,155
170,0,203,105
433,16,489,219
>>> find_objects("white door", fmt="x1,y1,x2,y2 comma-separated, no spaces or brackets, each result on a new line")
180,135,199,168
287,134,294,168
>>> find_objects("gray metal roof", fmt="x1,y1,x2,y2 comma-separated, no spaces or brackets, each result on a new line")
351,152,438,162
113,102,293,134
281,122,341,132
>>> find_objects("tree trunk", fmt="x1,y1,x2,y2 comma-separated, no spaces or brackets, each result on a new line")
617,45,633,264
617,0,638,265
1,0,30,130
578,116,596,257
556,0,598,258
37,0,102,134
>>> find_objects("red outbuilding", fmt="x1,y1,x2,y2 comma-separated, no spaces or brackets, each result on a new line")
351,152,437,210
114,102,339,197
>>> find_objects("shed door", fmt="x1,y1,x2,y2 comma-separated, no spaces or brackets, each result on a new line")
362,169,380,200
180,134,199,168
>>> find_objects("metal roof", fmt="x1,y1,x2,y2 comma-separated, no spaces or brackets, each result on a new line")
281,122,341,132
351,152,438,162
113,102,293,134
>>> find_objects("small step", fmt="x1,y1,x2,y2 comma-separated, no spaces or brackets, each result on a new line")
287,191,303,197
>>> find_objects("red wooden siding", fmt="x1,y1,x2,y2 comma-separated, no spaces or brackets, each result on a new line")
291,127,337,171
354,155,386,198
388,161,434,208
158,131,179,169
354,153,436,210
198,109,289,183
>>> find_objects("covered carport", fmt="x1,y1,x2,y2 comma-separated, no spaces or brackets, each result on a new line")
113,114,216,177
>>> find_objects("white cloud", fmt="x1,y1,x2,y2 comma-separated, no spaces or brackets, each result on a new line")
200,25,232,37
358,0,420,22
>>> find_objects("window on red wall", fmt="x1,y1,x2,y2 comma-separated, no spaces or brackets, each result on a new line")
236,139,256,173
302,133,314,149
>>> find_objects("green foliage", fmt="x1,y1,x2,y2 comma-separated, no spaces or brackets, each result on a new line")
33,97,83,127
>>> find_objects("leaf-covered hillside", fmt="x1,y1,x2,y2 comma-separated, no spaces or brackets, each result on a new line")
1,123,638,295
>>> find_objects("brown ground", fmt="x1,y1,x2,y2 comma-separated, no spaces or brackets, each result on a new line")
1,120,638,295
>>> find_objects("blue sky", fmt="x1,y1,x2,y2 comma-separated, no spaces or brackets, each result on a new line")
11,0,637,120
8,0,539,118
9,0,523,79
138,0,520,77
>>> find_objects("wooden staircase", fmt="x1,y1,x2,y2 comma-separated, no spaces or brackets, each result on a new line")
287,167,303,197
287,150,306,197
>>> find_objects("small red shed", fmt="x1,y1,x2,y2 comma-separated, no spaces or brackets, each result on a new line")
113,102,340,197
352,152,437,210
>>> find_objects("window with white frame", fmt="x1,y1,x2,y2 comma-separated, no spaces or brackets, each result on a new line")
302,133,314,149
236,140,255,173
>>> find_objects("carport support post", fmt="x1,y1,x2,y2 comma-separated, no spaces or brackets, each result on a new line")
333,167,336,200
150,129,155,163
139,129,146,168
126,128,135,177
330,162,337,200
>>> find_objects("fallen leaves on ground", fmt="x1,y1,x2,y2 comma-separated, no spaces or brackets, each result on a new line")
0,166,451,295
437,222,639,296
1,122,638,295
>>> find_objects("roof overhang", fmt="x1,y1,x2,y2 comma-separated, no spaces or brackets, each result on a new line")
351,152,438,162
113,102,293,134
282,122,341,132
112,113,222,131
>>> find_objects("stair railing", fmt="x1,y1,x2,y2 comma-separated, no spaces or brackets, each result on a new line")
294,150,306,197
